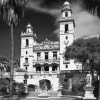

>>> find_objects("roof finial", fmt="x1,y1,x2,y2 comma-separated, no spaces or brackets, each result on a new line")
64,0,70,5
46,38,48,41
26,22,32,28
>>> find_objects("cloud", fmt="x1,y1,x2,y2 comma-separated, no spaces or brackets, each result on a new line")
26,0,61,17
26,0,100,40
73,11,100,39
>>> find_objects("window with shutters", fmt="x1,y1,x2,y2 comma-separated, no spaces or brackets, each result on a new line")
45,52,48,60
53,51,57,59
26,39,29,46
37,52,40,60
65,24,68,33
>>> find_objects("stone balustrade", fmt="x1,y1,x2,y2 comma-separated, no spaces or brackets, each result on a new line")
3,71,59,77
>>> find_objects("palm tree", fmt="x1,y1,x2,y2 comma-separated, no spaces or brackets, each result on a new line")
0,0,28,97
68,0,100,18
0,63,4,77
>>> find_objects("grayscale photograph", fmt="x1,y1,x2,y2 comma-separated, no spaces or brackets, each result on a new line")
0,0,99,100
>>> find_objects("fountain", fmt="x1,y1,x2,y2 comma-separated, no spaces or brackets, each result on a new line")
38,82,50,100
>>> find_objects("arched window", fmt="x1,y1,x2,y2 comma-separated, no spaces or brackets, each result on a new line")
26,39,29,46
65,12,68,17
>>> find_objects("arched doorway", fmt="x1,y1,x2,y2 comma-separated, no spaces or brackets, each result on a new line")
39,79,51,91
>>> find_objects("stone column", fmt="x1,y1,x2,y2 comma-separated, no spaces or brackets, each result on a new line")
57,66,59,72
49,66,52,73
41,66,44,74
33,66,36,72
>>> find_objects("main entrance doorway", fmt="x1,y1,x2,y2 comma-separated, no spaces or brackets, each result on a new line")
39,79,51,91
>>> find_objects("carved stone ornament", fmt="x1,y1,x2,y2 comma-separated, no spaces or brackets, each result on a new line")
33,44,59,50
64,40,69,45
33,39,59,50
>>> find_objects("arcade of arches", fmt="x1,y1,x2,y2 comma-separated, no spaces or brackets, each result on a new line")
35,63,59,72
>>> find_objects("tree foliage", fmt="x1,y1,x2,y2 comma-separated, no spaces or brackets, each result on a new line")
0,0,28,26
67,0,100,18
65,36,100,73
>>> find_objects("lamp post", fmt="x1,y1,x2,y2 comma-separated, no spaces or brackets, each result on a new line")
24,74,28,93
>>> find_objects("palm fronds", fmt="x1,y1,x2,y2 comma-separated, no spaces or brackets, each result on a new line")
0,0,28,27
67,0,100,18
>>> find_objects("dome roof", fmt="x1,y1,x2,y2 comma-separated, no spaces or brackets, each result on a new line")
63,1,70,6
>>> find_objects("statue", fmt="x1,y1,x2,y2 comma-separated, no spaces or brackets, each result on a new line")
38,81,50,98
83,71,96,99
44,82,48,93
86,71,92,86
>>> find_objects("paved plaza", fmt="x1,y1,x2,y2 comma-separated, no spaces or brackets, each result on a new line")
19,91,81,100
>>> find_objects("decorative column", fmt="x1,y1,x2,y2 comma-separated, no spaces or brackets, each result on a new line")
49,66,52,73
57,66,59,72
41,66,44,74
33,66,36,72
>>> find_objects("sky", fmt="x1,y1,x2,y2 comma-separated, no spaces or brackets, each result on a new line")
0,0,100,60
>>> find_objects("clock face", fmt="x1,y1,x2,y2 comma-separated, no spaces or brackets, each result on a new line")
64,40,69,45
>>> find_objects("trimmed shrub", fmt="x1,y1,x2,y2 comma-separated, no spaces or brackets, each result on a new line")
0,78,10,95
17,83,25,96
27,84,35,91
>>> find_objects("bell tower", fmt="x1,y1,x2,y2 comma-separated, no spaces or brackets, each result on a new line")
59,1,75,70
20,23,37,72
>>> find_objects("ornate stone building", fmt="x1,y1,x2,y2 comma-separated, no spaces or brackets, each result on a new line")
4,1,82,91
19,1,82,91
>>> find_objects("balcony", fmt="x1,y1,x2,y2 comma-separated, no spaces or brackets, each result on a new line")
23,62,29,66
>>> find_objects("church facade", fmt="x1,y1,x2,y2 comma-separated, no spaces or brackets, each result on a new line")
17,1,82,91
